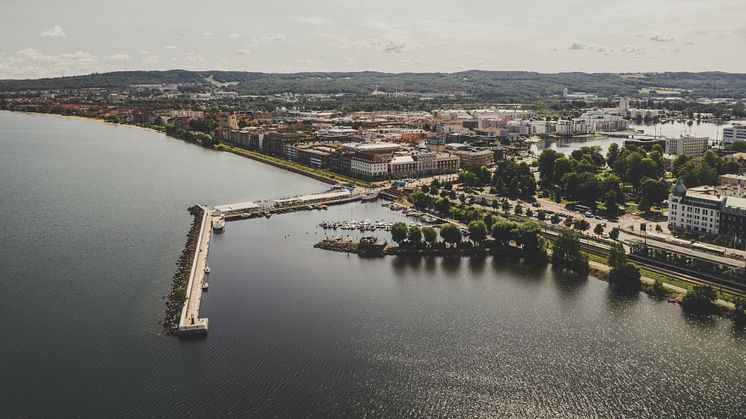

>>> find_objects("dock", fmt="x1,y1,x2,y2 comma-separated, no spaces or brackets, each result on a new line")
174,189,369,336
177,205,212,335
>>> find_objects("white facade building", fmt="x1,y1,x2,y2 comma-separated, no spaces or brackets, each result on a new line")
350,155,389,178
723,124,746,144
665,136,709,157
668,179,722,234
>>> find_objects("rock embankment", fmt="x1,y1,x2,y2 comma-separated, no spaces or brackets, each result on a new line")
162,205,204,335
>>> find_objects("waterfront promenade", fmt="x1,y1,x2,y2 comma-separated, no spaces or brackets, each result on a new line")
178,205,212,334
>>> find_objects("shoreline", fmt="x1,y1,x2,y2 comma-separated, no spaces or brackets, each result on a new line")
1,109,365,187
314,237,738,314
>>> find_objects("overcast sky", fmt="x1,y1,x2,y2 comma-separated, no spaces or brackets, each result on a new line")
1,0,745,79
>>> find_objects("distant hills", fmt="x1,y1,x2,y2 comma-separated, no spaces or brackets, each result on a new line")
2,70,746,100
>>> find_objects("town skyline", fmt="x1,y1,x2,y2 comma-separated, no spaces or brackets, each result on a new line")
2,0,746,79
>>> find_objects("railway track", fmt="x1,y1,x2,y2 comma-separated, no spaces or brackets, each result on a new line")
541,230,746,297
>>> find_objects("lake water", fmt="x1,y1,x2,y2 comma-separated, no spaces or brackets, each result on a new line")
2,111,745,417
530,120,746,156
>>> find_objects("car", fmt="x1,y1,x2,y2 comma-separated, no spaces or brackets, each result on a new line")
531,202,540,208
585,211,593,217
595,215,604,220
601,233,610,239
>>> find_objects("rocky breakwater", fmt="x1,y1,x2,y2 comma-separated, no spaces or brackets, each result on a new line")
162,205,204,335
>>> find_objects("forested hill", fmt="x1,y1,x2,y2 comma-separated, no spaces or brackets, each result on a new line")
2,70,746,99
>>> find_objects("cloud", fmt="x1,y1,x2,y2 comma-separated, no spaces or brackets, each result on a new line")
333,38,418,53
184,52,205,63
0,48,104,78
40,25,66,38
236,49,251,55
255,33,285,42
229,33,239,39
381,40,412,53
568,42,585,50
620,45,645,54
140,53,159,64
164,45,179,50
203,32,213,39
294,17,330,25
106,53,131,61
649,34,675,42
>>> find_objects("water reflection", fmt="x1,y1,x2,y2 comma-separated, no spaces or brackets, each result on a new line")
550,269,588,297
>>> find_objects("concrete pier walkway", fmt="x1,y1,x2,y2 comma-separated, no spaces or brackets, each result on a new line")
177,205,212,335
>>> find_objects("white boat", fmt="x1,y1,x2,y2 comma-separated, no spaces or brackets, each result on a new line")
205,266,211,274
212,216,225,231
201,282,209,290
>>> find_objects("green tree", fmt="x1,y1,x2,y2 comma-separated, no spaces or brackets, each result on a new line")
422,227,437,246
594,224,604,237
551,228,589,275
551,214,561,224
538,149,560,187
514,221,544,253
411,191,430,210
607,242,641,291
606,143,620,168
391,222,408,244
604,190,619,218
440,224,462,247
609,227,620,240
682,285,718,315
408,226,422,245
573,218,590,232
468,220,488,244
434,198,451,214
491,218,517,246
639,178,669,213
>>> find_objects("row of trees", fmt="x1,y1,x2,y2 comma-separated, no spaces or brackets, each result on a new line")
389,217,547,261
165,125,218,147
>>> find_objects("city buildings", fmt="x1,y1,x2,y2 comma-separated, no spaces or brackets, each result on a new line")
723,124,746,144
665,136,709,157
668,178,746,240
668,179,722,234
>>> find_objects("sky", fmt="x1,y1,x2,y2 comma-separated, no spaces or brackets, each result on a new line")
1,0,745,79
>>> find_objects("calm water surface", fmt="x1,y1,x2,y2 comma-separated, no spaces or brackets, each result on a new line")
531,120,746,156
1,112,745,417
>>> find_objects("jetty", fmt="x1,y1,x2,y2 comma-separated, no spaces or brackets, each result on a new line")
172,188,371,336
177,205,212,335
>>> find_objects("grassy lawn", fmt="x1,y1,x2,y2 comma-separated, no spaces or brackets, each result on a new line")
624,201,640,215
224,146,372,188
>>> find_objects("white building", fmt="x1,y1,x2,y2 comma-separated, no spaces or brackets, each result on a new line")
665,136,709,157
350,155,389,178
723,124,746,144
668,179,722,234
556,120,573,136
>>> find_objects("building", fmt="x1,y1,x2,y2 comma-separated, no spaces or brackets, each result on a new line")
450,148,494,167
723,124,746,144
350,154,389,179
667,178,722,235
720,197,746,240
665,136,709,157
720,174,746,187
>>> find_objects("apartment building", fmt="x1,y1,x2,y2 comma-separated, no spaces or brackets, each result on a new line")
665,136,709,157
668,179,722,234
723,124,746,144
